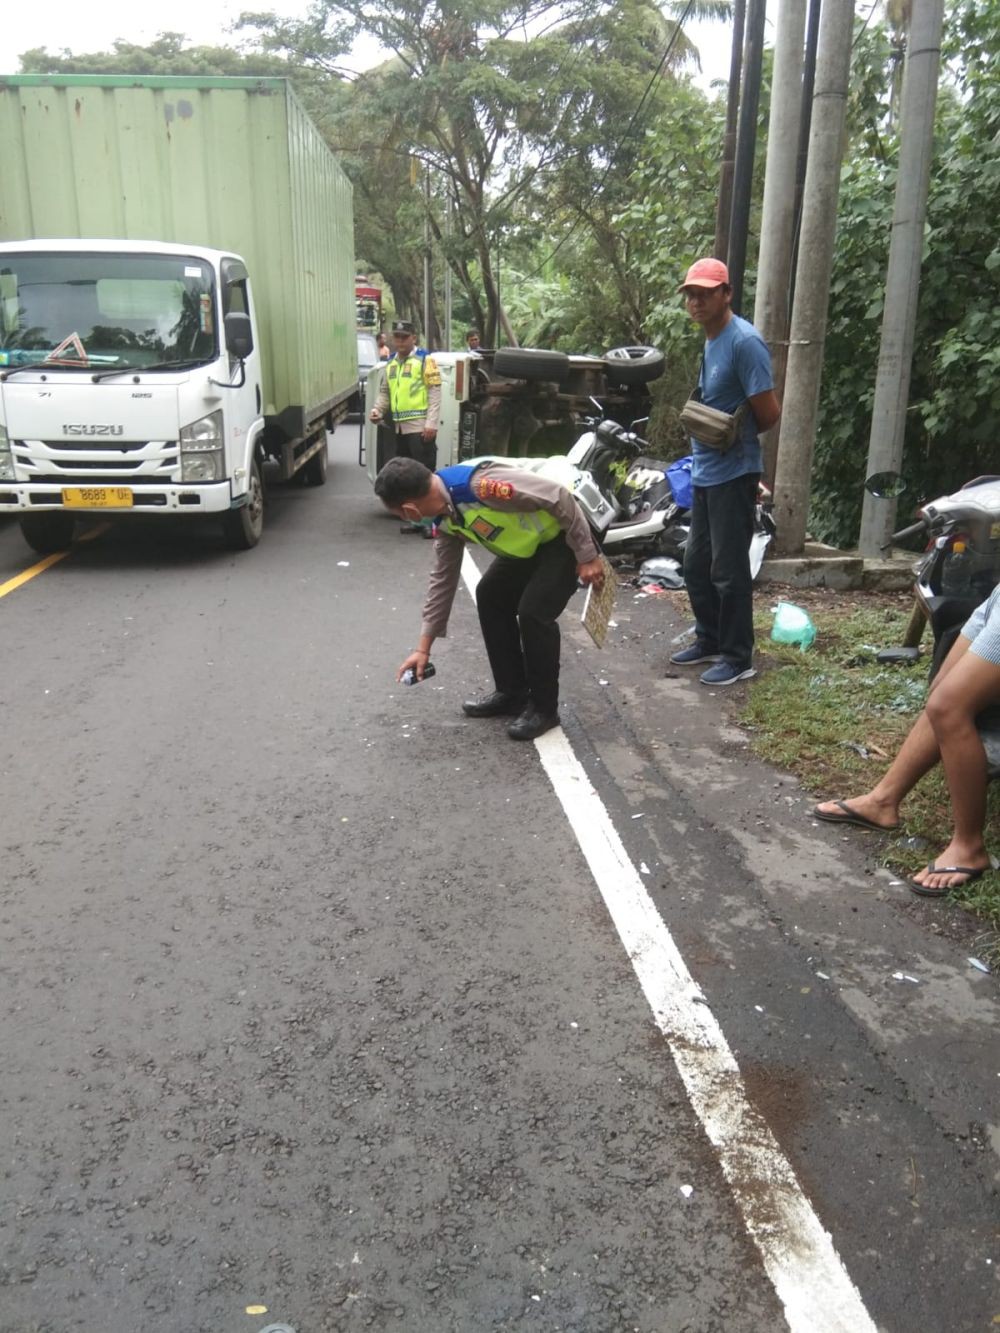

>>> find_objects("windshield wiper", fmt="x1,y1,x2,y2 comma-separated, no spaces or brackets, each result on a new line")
91,358,211,383
0,356,208,383
0,359,91,382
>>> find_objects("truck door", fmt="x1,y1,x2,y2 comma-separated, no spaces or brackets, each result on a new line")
222,263,263,498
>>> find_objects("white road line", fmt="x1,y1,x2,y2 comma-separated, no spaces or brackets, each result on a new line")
459,548,877,1333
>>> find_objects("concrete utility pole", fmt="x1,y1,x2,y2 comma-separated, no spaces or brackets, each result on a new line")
754,0,807,486
771,0,855,555
715,0,746,261
727,0,767,313
858,0,945,556
791,0,823,276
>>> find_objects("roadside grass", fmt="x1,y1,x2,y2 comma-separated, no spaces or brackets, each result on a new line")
741,595,1000,953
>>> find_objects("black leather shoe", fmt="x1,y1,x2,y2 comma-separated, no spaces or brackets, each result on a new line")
461,690,527,718
507,706,560,741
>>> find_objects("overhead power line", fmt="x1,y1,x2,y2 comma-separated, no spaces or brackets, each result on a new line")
524,0,697,277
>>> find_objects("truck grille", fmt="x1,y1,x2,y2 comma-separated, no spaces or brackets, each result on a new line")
13,437,180,485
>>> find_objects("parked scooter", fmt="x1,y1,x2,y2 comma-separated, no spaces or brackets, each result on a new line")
870,470,1000,674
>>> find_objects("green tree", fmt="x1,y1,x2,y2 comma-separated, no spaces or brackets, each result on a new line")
19,31,299,79
241,0,703,344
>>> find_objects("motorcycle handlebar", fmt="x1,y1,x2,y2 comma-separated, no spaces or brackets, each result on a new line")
585,417,649,448
883,518,927,549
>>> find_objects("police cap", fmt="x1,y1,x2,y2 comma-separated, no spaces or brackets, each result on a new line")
391,319,416,335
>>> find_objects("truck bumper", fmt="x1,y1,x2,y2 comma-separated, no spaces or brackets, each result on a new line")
0,481,239,515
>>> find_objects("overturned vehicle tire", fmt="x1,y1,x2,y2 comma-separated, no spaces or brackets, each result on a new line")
603,345,665,385
492,347,571,383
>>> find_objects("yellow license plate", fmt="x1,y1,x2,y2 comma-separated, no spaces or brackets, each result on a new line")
61,487,134,509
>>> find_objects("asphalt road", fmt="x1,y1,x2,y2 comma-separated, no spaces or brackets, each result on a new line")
0,427,996,1332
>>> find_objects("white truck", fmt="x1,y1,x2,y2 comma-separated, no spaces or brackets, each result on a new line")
0,75,357,553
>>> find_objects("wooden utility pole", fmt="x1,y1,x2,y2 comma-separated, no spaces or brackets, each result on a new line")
771,0,855,556
858,0,945,556
754,0,807,486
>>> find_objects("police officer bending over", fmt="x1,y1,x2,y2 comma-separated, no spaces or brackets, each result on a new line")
374,456,605,741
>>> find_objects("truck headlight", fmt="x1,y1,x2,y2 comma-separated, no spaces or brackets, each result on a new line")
0,422,13,482
180,410,224,483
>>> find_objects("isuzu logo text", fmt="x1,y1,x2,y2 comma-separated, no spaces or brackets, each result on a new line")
62,424,125,436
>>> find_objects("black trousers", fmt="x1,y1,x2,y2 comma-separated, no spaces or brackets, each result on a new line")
391,430,437,471
683,473,759,666
476,535,579,715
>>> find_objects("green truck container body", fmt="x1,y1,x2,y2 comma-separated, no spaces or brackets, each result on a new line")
0,74,356,434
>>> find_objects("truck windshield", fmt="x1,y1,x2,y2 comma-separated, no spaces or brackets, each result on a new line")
0,252,218,370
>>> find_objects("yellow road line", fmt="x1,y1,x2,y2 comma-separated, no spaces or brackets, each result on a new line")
0,523,109,600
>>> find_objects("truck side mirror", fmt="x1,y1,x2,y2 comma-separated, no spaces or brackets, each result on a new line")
225,311,253,360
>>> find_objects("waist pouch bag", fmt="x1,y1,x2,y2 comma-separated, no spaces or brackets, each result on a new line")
678,397,747,453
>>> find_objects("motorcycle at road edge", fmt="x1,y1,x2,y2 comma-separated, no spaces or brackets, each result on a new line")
871,469,1000,675
566,406,776,576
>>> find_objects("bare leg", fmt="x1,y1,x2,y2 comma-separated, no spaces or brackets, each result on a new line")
909,649,999,892
814,634,974,830
814,713,939,828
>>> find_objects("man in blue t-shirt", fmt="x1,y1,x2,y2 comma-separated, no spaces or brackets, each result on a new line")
669,258,781,686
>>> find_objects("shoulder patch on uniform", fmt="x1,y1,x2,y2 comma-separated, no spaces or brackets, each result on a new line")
477,475,515,501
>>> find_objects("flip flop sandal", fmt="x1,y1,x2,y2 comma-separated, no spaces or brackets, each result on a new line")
812,799,901,833
907,863,987,898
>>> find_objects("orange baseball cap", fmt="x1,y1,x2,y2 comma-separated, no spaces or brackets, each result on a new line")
679,258,730,291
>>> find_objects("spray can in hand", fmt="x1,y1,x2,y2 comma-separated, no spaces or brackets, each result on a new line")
401,662,436,686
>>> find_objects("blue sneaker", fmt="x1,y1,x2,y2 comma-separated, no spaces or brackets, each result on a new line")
670,643,722,665
700,660,756,686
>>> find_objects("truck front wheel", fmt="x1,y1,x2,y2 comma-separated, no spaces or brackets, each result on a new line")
20,513,76,555
222,460,264,550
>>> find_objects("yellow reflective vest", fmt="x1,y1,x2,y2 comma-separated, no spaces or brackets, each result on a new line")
386,351,440,425
437,463,562,558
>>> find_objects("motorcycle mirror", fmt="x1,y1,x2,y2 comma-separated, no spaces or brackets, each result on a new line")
629,416,650,432
588,396,603,414
865,471,907,499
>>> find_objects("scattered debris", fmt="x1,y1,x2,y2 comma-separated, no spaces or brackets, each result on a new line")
891,972,920,984
898,835,930,852
968,958,991,974
638,556,684,590
771,601,817,651
679,1185,694,1198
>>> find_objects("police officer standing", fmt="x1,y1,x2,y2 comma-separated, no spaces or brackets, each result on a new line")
370,319,442,535
369,319,441,471
373,455,605,741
